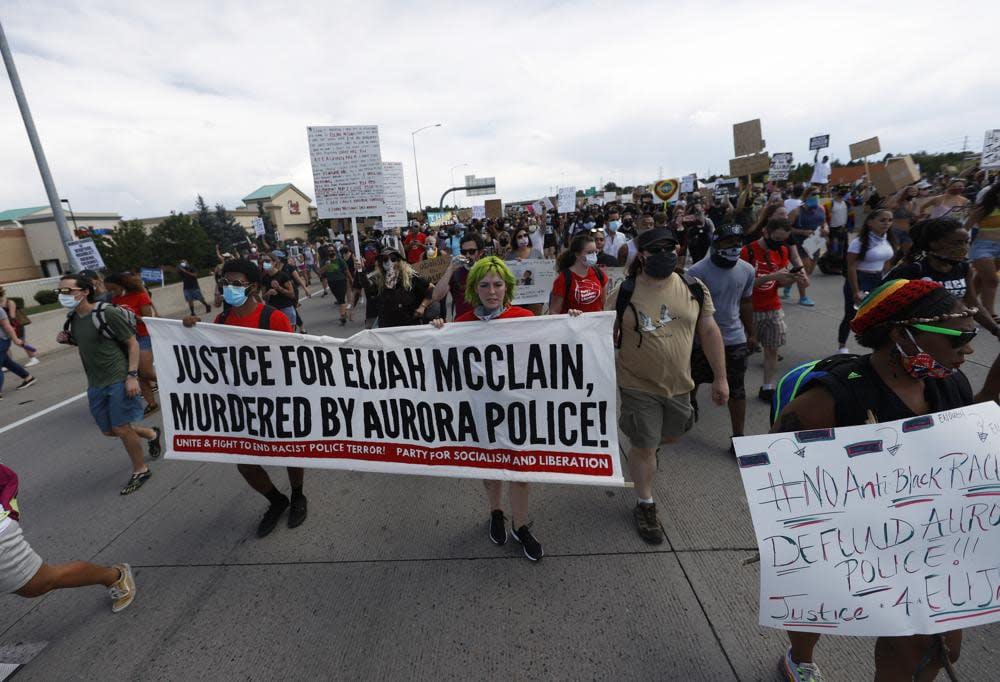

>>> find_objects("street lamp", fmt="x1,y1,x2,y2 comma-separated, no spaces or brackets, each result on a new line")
411,123,441,213
450,163,470,208
60,198,80,235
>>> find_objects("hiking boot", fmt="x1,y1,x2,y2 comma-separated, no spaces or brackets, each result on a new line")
511,524,543,561
489,509,507,545
16,376,37,390
257,496,289,537
779,648,826,682
148,427,162,460
288,494,308,528
109,563,136,613
120,470,151,495
633,502,663,544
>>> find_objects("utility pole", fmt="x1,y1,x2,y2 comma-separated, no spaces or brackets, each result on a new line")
0,19,76,270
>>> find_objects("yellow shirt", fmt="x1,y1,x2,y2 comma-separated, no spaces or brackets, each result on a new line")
607,274,715,397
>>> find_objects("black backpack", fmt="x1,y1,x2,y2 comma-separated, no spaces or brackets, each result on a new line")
62,302,139,356
216,304,277,329
613,273,704,349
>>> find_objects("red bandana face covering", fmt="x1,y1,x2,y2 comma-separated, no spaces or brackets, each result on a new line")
896,330,954,380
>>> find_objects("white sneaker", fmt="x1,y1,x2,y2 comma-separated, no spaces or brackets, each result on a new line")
836,347,850,354
25,357,40,367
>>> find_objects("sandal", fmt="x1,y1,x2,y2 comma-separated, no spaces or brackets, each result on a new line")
120,470,152,495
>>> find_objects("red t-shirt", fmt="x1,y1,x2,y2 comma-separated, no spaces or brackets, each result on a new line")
113,291,153,337
455,306,535,322
550,267,605,313
214,303,293,332
741,241,790,312
404,232,427,264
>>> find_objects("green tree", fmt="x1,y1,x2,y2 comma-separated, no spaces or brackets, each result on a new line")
194,195,249,251
603,181,620,192
148,213,215,269
308,218,333,241
95,219,153,273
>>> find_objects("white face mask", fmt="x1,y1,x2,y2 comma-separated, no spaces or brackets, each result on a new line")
517,237,529,247
583,253,598,267
59,293,81,309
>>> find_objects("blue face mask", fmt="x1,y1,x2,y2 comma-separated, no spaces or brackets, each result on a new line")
223,285,249,306
608,220,622,232
805,196,820,208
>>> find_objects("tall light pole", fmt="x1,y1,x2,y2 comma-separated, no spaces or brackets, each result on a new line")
0,19,76,268
450,163,470,208
411,123,441,213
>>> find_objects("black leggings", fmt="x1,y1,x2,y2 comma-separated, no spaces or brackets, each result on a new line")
839,271,883,344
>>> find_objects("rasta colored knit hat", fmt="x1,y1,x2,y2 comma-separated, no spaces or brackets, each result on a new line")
849,279,942,335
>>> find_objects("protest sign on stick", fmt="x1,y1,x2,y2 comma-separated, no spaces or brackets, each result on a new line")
485,199,503,219
734,119,764,157
558,187,577,214
471,205,486,220
381,162,407,230
307,125,384,264
146,314,624,486
680,174,697,194
729,153,771,178
653,179,680,203
412,257,451,283
849,137,881,161
983,130,1000,170
734,402,1000,636
66,238,105,272
768,154,794,181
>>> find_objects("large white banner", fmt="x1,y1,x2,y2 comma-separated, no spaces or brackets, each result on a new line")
507,258,558,305
307,125,384,219
146,315,624,486
381,162,407,229
734,402,1000,636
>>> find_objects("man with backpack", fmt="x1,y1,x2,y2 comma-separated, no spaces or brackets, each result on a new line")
182,259,309,537
608,228,729,544
55,274,162,495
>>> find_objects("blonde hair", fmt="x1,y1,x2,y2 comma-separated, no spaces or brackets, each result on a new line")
374,257,417,292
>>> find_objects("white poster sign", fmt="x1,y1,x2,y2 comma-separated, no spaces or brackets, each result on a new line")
604,191,617,203
507,258,558,305
542,197,555,211
735,402,1000,636
769,153,794,181
146,315,624,486
252,217,266,237
558,187,577,214
983,129,1000,170
381,162,408,229
680,174,697,194
307,125,384,219
471,205,486,220
66,238,105,272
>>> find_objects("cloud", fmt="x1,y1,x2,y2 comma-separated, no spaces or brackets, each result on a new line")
1,0,998,218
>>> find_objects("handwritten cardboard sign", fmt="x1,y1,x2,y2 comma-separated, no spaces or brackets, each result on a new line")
850,137,881,161
734,119,764,157
871,156,921,196
983,130,1000,171
308,125,384,219
412,256,451,283
485,199,503,220
730,153,771,178
735,402,1000,636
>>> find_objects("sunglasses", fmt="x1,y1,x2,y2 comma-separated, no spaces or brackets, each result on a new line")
910,323,978,348
643,245,676,255
52,287,83,295
381,254,401,263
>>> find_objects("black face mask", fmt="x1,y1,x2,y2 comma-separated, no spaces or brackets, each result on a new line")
764,237,786,251
643,251,678,279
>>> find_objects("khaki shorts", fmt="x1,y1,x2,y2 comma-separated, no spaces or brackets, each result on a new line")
619,388,694,449
0,520,43,594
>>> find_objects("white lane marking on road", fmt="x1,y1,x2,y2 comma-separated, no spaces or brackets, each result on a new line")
0,392,87,436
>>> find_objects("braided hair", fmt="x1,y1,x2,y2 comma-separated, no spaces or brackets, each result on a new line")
850,279,975,348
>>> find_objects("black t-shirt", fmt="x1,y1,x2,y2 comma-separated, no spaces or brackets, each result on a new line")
179,268,199,290
804,354,972,426
884,260,969,300
372,275,429,328
264,267,295,309
596,252,618,267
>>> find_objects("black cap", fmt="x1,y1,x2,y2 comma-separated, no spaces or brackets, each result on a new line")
712,224,744,242
78,269,101,280
636,228,678,250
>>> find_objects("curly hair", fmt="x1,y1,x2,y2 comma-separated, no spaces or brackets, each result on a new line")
464,256,516,307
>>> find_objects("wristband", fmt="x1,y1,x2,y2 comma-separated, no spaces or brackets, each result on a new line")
127,370,139,378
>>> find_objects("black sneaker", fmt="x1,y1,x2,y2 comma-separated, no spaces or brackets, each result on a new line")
691,398,699,423
16,376,37,390
758,387,774,403
633,502,664,544
257,496,289,537
120,470,152,495
511,524,543,561
148,427,162,459
288,494,308,528
489,509,507,545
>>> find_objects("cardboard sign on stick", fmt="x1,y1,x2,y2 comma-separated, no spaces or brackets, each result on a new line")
729,153,771,177
485,199,503,219
733,119,764,157
849,137,881,160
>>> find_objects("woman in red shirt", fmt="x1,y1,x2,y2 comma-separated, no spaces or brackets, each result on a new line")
549,233,607,314
105,272,158,415
431,256,581,561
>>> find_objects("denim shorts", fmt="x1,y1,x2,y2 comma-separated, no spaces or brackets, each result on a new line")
183,288,205,303
280,306,297,326
88,381,144,433
137,335,152,351
969,238,1000,262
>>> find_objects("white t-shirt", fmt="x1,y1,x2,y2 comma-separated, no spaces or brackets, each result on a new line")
848,233,895,273
784,198,803,214
604,231,627,258
830,199,849,228
811,161,832,185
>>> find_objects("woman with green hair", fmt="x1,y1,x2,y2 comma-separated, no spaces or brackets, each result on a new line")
431,256,581,561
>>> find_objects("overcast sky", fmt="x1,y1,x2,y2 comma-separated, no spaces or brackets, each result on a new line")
2,1,998,218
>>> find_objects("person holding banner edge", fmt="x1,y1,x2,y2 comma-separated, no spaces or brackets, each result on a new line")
182,259,309,537
769,279,974,682
430,256,583,561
